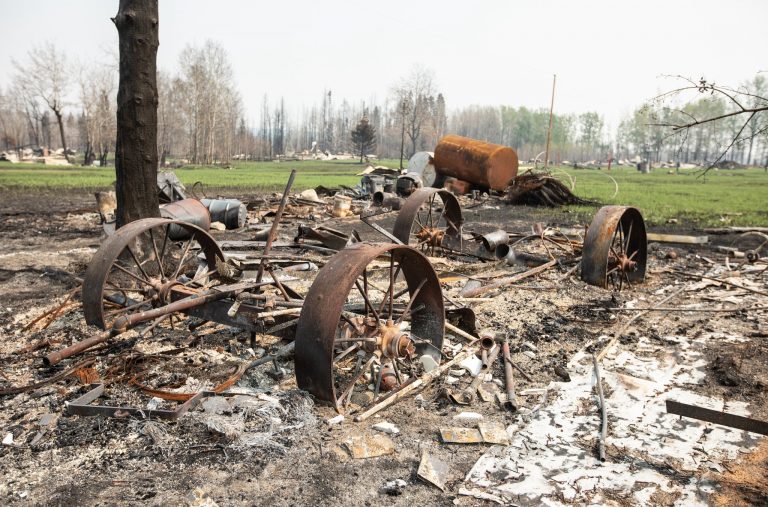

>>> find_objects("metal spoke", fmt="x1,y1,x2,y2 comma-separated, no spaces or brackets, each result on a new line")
355,279,380,322
333,343,359,363
104,296,154,317
336,354,376,410
112,262,152,286
171,240,193,280
396,278,427,325
126,245,152,282
625,220,634,256
149,228,166,281
158,224,171,270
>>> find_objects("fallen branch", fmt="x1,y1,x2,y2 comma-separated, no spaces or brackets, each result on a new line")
592,354,607,461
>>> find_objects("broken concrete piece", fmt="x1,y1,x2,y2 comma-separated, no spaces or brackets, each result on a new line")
2,433,13,445
344,434,396,458
453,411,484,424
417,451,450,491
372,421,400,435
478,421,510,445
420,354,439,373
210,221,226,231
440,427,484,444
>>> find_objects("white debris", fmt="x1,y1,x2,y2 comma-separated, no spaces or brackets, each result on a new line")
326,415,345,425
372,422,400,435
420,354,439,373
2,433,12,445
462,334,762,505
453,411,484,424
459,355,483,376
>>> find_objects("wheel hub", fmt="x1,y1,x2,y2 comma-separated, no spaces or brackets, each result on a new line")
416,227,445,248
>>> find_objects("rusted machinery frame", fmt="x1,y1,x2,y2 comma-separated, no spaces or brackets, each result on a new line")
294,242,444,405
666,400,768,436
581,206,647,289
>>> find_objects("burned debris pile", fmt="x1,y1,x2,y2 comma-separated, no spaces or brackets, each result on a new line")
1,135,766,505
505,170,592,206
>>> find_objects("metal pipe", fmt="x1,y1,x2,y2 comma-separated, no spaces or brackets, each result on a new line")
373,191,404,210
462,343,500,404
502,340,518,412
481,230,509,252
257,169,297,282
592,353,607,461
494,244,552,267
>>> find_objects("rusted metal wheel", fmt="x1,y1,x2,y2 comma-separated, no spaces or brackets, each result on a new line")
83,218,223,330
295,242,444,411
730,231,768,263
581,206,647,290
392,187,463,256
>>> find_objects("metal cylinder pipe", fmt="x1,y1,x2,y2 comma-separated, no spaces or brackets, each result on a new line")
481,230,509,252
434,135,519,191
495,244,551,267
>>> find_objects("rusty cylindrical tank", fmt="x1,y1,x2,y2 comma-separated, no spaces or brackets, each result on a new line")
160,198,211,239
434,135,519,191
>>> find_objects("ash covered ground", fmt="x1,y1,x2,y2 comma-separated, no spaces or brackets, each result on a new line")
0,189,766,506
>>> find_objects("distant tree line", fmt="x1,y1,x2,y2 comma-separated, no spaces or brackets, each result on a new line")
1,41,765,167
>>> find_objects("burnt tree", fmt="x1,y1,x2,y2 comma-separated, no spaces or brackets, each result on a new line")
112,0,160,228
351,115,376,163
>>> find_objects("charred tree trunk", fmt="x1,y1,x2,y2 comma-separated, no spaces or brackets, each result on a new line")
112,0,160,228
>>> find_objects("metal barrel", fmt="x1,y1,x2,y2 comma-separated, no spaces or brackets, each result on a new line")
481,230,509,252
201,198,247,229
434,135,519,191
160,198,211,239
373,191,404,210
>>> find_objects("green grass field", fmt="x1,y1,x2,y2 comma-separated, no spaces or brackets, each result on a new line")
0,160,766,227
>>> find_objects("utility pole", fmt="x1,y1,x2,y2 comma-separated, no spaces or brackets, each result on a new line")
544,74,557,168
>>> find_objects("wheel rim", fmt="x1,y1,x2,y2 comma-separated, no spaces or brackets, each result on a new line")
294,242,444,410
392,188,463,257
83,218,223,330
581,206,647,290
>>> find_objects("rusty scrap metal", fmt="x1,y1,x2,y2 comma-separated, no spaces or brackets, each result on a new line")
666,399,768,436
581,206,647,290
0,358,96,396
67,383,216,420
159,198,212,239
502,340,518,412
295,224,350,251
434,135,519,191
495,244,552,268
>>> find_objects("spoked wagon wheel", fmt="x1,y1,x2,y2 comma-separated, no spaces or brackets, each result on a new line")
392,188,463,257
83,218,223,330
581,206,647,291
295,243,444,412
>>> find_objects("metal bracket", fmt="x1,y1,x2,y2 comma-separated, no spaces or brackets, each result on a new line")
66,383,216,420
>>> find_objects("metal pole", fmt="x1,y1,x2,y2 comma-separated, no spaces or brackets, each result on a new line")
257,169,297,283
544,74,557,168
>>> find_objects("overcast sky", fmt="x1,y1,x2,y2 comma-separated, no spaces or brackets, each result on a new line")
1,0,766,132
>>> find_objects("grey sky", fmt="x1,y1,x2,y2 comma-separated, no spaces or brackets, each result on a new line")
1,0,766,132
